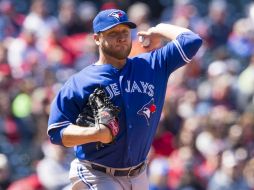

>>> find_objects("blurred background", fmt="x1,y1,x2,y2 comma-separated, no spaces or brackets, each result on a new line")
0,0,254,189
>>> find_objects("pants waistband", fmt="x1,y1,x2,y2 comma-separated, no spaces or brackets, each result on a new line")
78,160,147,177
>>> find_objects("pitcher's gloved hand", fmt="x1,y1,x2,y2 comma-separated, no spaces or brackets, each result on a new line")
89,87,120,140
76,105,95,127
76,87,120,143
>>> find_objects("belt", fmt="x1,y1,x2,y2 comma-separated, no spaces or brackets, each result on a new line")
82,160,146,177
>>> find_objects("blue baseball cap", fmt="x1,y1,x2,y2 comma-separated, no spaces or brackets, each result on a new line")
93,9,136,33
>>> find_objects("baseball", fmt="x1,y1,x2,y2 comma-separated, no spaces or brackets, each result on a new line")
139,36,150,47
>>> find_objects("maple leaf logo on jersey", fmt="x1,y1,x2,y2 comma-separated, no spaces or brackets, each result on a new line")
108,11,123,20
137,98,156,126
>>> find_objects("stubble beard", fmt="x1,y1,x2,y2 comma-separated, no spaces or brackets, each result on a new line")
101,42,132,60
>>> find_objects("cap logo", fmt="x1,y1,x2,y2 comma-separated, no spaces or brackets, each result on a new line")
108,11,123,21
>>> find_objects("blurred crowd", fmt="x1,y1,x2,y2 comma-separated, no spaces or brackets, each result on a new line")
0,0,254,189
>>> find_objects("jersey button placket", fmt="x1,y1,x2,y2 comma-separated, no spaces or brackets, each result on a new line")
127,145,131,158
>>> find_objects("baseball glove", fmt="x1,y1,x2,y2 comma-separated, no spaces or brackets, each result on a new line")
76,87,120,142
76,104,95,127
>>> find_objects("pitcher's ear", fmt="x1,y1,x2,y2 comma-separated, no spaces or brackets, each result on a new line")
93,33,100,46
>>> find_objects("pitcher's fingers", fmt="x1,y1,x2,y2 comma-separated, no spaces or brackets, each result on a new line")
137,31,150,36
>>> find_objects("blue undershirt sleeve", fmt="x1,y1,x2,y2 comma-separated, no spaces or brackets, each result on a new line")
48,127,67,146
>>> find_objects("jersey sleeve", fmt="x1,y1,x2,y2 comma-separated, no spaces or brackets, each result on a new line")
47,82,84,146
165,32,202,74
150,31,202,77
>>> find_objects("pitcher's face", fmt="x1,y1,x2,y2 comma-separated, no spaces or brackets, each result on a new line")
95,24,132,59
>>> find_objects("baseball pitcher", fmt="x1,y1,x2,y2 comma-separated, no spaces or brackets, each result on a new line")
48,9,202,190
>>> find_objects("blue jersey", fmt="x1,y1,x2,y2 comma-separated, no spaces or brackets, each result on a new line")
48,32,202,168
